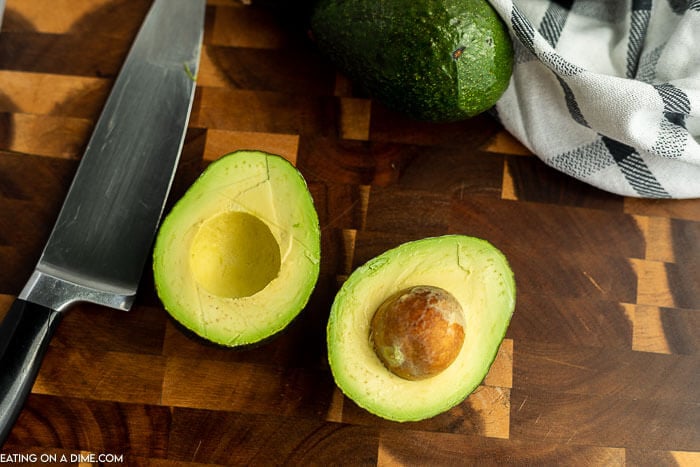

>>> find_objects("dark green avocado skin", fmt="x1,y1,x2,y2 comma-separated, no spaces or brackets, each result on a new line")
310,0,514,122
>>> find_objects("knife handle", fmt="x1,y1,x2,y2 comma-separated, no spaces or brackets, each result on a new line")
0,299,62,446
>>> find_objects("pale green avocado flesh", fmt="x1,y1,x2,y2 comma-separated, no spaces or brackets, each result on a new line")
327,235,515,422
153,150,321,347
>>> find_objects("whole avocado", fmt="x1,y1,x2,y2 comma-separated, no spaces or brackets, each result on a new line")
310,0,514,122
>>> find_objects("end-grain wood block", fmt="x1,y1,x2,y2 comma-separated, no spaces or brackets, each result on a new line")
513,341,700,402
307,184,369,232
633,258,700,309
625,197,700,221
0,294,14,319
203,128,299,163
298,136,409,187
482,129,534,156
626,449,700,466
630,304,700,355
484,339,513,388
364,187,451,236
162,357,336,419
338,97,372,141
397,146,505,197
369,107,502,147
32,347,166,405
168,409,380,465
378,430,625,465
210,4,288,49
201,45,337,96
503,155,626,209
2,113,91,159
509,294,633,349
5,394,170,458
0,71,108,119
192,88,335,136
510,388,700,451
449,196,645,259
53,303,167,355
4,0,150,36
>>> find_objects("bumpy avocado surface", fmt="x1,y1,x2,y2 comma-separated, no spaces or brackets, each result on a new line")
327,235,515,422
153,150,320,347
310,0,513,122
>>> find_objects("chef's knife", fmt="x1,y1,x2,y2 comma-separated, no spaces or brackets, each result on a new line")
0,0,205,444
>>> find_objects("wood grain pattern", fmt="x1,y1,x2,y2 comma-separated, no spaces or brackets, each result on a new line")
1,0,699,464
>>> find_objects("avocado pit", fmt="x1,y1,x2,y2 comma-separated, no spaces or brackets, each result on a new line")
370,285,465,380
189,211,281,298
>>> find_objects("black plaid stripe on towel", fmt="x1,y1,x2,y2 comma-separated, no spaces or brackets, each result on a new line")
488,0,700,198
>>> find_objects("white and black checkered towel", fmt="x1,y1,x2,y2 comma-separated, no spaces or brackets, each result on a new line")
488,0,700,198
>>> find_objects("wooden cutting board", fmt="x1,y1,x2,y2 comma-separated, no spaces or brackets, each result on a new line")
1,1,698,464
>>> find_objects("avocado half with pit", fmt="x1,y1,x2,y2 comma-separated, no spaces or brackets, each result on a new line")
327,235,515,422
153,150,320,347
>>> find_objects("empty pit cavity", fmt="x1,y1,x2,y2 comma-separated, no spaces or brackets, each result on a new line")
189,211,281,298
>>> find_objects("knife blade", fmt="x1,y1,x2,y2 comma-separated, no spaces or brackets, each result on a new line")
0,0,205,444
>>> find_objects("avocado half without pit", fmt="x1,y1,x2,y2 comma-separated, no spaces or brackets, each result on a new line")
327,235,515,422
153,150,321,347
